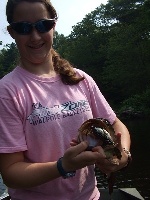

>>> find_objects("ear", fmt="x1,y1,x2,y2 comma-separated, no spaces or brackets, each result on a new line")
7,25,15,39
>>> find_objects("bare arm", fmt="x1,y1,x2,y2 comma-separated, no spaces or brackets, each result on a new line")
0,152,60,188
112,117,131,169
0,141,102,189
112,117,131,150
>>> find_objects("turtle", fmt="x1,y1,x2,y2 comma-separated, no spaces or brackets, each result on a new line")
78,118,122,164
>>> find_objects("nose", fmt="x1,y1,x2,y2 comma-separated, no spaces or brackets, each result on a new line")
30,27,42,41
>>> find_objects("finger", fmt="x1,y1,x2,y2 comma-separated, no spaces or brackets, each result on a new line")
70,138,79,146
70,142,77,146
65,141,89,158
92,146,106,158
115,132,121,140
71,138,79,143
115,132,122,150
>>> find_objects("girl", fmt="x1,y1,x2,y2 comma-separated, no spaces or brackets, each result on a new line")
0,1,131,199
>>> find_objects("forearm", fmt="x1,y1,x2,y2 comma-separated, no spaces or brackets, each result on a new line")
112,117,131,170
2,161,60,189
112,117,131,150
0,141,97,189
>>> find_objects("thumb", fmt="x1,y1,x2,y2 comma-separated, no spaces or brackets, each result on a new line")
65,141,89,158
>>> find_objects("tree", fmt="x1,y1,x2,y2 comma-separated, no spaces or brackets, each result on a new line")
0,43,19,78
101,0,150,104
1,0,149,114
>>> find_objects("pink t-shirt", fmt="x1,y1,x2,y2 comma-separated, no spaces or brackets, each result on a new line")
0,67,116,200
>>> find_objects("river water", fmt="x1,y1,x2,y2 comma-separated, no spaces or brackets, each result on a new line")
96,117,150,199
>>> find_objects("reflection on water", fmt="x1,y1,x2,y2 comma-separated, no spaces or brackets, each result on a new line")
96,118,150,200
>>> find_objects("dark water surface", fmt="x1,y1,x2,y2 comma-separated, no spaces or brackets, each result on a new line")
96,118,150,199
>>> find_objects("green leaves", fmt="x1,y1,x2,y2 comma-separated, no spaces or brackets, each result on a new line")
1,0,150,115
0,43,19,79
55,0,149,114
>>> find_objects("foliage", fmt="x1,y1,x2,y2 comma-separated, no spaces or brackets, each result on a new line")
0,43,19,78
1,0,150,116
120,89,150,115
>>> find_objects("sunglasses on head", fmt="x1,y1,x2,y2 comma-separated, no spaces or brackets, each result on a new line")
10,19,56,35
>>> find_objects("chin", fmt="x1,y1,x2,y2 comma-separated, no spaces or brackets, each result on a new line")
29,55,48,64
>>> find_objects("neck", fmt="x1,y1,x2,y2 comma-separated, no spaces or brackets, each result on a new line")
20,58,57,78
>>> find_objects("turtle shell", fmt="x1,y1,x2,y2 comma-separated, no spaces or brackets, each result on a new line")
77,118,122,164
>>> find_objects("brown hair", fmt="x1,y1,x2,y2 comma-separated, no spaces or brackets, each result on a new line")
6,0,84,85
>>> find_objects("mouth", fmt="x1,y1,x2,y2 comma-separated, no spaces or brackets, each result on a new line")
29,43,44,49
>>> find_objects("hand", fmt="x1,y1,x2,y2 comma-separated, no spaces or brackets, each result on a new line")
92,146,114,174
62,141,103,172
92,132,128,174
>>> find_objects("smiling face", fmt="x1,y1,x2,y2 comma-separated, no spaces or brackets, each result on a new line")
8,1,55,68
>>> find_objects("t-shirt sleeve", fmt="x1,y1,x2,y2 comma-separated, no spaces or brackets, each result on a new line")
76,69,116,124
88,79,116,124
0,95,27,153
